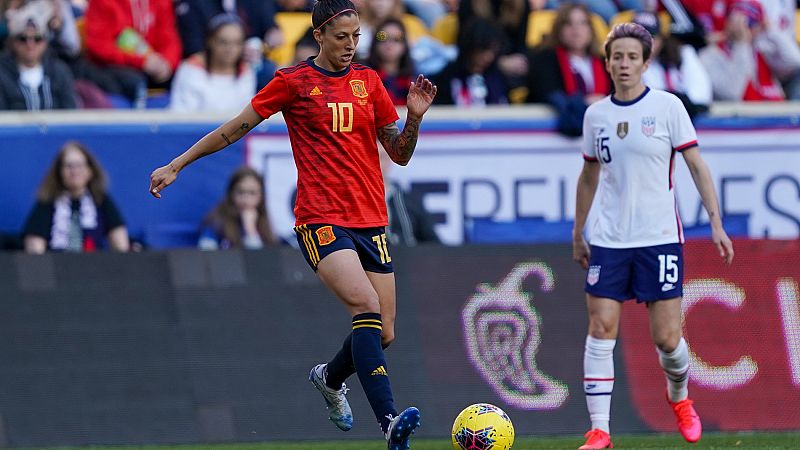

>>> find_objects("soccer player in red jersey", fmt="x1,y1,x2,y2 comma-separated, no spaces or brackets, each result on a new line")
148,1,436,448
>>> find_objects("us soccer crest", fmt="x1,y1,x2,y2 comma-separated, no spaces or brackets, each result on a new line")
587,265,601,286
350,80,368,98
642,116,656,136
316,226,336,246
616,122,628,139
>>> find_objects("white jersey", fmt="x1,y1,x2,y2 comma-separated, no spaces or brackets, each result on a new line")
581,87,697,248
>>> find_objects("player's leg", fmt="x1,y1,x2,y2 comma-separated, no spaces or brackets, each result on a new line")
580,245,633,450
365,270,420,450
296,225,359,431
316,249,401,437
635,243,700,443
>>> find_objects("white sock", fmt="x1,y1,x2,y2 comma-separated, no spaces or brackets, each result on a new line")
584,335,616,433
658,337,690,402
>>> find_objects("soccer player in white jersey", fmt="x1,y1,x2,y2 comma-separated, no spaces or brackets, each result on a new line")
572,22,735,450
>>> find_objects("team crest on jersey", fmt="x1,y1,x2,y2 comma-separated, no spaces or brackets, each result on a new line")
350,80,368,98
616,122,628,139
316,226,336,246
642,116,656,136
587,265,601,286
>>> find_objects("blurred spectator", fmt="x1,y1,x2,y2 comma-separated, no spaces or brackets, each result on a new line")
356,0,405,60
379,150,440,246
292,26,317,64
276,0,313,11
525,3,610,136
761,0,797,45
198,167,277,250
169,13,256,112
635,11,711,117
544,0,643,23
174,0,280,88
677,0,729,44
0,1,77,110
699,0,798,101
367,18,416,105
23,141,129,254
458,0,529,86
432,17,509,105
403,0,447,28
84,0,182,107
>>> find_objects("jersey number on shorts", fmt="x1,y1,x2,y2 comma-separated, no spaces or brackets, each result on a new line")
595,136,611,163
327,102,353,132
372,233,391,264
658,254,679,283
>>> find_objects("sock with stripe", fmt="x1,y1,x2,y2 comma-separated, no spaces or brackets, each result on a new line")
584,335,616,433
325,333,354,390
658,337,689,402
351,313,397,433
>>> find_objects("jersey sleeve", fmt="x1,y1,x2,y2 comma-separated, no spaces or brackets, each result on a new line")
668,96,698,152
372,74,400,128
251,72,292,119
581,107,598,161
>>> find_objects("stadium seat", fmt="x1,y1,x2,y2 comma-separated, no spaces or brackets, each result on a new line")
268,12,313,67
402,13,429,44
526,9,557,48
431,13,458,45
796,10,800,44
526,10,608,49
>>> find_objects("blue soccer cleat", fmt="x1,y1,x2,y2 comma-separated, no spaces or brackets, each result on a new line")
385,406,421,450
309,363,353,431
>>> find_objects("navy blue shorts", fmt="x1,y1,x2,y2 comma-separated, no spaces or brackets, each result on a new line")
585,243,683,302
294,224,393,273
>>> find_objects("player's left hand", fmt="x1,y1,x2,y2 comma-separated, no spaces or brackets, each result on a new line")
406,74,437,119
712,227,734,265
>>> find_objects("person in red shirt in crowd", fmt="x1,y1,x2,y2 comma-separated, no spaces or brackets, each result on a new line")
84,0,182,107
699,0,789,101
148,1,437,448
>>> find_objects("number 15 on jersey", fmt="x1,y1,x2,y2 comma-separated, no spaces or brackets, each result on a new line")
595,136,611,163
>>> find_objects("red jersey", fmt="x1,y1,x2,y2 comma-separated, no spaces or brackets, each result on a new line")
251,60,399,228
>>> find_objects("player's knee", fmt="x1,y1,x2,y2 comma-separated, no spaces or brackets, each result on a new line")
588,320,618,339
348,292,381,314
653,333,680,353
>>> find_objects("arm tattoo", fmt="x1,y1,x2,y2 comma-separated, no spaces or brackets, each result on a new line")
378,117,421,165
220,122,250,146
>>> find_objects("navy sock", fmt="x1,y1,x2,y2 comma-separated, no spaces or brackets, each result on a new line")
325,333,354,390
351,313,397,433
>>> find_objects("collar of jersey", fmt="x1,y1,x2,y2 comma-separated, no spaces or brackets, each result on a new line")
307,57,351,77
610,86,650,106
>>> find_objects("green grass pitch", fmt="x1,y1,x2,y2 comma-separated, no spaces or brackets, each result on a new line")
18,432,800,450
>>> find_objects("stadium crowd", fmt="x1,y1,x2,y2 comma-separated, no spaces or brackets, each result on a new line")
0,0,798,112
0,0,798,253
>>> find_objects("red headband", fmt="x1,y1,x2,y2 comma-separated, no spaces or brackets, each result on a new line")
314,8,358,31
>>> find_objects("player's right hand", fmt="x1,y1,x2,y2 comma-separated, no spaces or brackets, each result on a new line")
573,237,591,269
149,163,178,198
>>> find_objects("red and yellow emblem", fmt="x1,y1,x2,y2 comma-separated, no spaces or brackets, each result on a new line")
316,226,337,246
350,80,368,98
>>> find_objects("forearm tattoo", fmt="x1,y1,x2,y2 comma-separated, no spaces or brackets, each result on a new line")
378,117,420,165
220,122,251,146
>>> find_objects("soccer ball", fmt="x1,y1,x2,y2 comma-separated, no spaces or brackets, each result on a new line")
451,403,515,450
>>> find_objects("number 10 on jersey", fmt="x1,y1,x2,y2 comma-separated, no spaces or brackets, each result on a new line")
328,102,353,132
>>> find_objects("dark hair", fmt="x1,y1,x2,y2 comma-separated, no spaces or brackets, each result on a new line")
204,167,276,247
456,17,504,70
312,0,357,32
37,141,108,202
604,22,654,62
545,3,600,57
204,13,246,76
367,18,414,76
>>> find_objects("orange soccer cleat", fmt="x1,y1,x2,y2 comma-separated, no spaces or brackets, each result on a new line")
578,428,613,449
667,393,702,443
